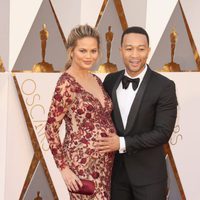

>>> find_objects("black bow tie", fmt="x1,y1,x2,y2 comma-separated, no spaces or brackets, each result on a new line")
122,75,140,90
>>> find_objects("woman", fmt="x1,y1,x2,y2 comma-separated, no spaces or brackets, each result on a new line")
45,24,116,200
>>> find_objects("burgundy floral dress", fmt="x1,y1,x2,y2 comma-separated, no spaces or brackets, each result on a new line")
45,72,116,200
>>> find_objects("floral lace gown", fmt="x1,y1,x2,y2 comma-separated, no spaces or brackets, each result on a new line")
45,72,116,200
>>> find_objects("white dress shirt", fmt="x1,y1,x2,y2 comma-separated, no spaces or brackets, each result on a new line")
117,65,148,153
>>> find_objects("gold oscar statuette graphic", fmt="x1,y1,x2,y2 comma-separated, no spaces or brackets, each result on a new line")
32,24,54,72
98,26,118,73
0,57,5,72
34,191,43,200
162,28,181,72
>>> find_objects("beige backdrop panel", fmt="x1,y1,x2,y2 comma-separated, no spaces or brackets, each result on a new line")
16,73,69,199
0,73,8,199
5,73,34,199
163,72,200,199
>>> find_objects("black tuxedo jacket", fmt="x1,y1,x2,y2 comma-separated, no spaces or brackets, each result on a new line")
103,66,178,186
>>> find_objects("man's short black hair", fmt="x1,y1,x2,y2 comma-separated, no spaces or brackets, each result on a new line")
121,26,149,46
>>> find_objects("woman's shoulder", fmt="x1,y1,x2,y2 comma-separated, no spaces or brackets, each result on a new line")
56,71,73,86
54,71,75,98
91,73,103,83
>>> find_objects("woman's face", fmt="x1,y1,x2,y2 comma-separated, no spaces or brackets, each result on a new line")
70,37,99,71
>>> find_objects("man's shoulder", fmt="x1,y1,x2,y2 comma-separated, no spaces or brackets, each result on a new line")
150,69,174,84
105,70,124,80
147,69,176,93
103,70,124,89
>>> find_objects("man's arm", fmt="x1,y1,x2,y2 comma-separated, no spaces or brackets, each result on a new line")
125,81,177,153
96,81,177,154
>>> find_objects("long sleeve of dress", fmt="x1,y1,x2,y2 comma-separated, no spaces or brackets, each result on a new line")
45,74,73,170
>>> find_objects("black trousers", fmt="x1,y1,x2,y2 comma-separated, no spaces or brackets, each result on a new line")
111,160,167,200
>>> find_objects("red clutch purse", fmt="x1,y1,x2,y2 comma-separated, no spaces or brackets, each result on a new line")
72,179,95,195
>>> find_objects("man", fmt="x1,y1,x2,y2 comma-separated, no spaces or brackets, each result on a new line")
96,26,178,200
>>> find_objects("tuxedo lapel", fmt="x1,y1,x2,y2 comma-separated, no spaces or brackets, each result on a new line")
112,70,125,133
125,67,152,135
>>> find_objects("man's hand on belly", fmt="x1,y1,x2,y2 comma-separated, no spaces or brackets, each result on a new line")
94,133,120,153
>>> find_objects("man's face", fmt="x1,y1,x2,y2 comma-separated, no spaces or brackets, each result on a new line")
120,33,150,77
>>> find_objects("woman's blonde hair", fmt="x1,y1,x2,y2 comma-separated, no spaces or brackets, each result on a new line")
65,24,100,69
